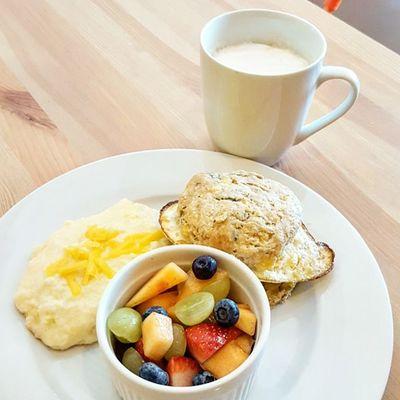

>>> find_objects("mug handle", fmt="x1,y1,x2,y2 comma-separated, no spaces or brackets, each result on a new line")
294,66,360,145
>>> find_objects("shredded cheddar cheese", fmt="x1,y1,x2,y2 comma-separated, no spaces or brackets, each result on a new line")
65,247,89,260
45,225,164,296
65,274,82,297
85,226,120,242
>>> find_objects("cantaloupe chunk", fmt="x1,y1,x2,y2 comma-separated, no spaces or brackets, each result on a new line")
234,334,254,354
142,312,173,361
201,340,248,378
135,291,178,315
235,305,257,336
126,262,187,307
177,269,230,302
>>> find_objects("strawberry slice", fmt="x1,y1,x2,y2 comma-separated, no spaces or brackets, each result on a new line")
185,323,242,363
166,356,201,387
134,339,165,369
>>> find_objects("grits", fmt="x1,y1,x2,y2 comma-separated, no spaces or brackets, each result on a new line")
15,200,168,350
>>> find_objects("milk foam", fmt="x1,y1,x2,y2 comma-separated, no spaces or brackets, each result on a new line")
214,42,308,75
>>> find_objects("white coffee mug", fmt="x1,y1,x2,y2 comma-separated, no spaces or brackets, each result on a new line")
200,9,360,165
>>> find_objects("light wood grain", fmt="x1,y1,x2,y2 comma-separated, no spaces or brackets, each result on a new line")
0,0,398,397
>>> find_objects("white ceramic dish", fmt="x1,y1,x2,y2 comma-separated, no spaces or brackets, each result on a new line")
0,149,392,400
97,245,270,400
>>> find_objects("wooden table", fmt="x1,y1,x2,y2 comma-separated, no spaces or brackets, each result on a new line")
0,0,398,397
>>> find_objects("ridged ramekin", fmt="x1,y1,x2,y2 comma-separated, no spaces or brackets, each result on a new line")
97,244,270,400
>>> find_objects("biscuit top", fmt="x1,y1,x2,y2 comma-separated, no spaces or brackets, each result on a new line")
177,171,302,267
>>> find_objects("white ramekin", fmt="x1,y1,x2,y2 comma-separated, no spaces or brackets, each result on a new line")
97,245,270,400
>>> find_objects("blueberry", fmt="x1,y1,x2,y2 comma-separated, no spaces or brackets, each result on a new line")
139,362,169,385
142,306,168,320
214,299,239,327
192,371,215,386
192,255,217,280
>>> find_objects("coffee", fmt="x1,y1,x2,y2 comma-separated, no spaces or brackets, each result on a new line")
213,42,308,75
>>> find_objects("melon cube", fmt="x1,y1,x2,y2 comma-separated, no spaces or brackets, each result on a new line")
136,291,178,315
126,262,187,307
235,305,257,336
234,334,254,354
142,312,173,361
201,340,248,378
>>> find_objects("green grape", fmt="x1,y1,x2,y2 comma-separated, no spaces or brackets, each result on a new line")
107,307,142,343
175,292,214,326
203,275,231,302
122,348,144,375
115,335,130,344
164,323,187,360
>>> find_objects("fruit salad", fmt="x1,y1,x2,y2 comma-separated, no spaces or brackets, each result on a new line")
107,255,257,386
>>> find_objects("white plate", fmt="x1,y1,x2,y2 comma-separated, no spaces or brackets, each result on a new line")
0,149,392,400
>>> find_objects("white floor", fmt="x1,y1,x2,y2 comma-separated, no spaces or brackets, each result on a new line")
311,0,400,53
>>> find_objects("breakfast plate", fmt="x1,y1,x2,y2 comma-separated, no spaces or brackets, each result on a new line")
0,149,392,400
